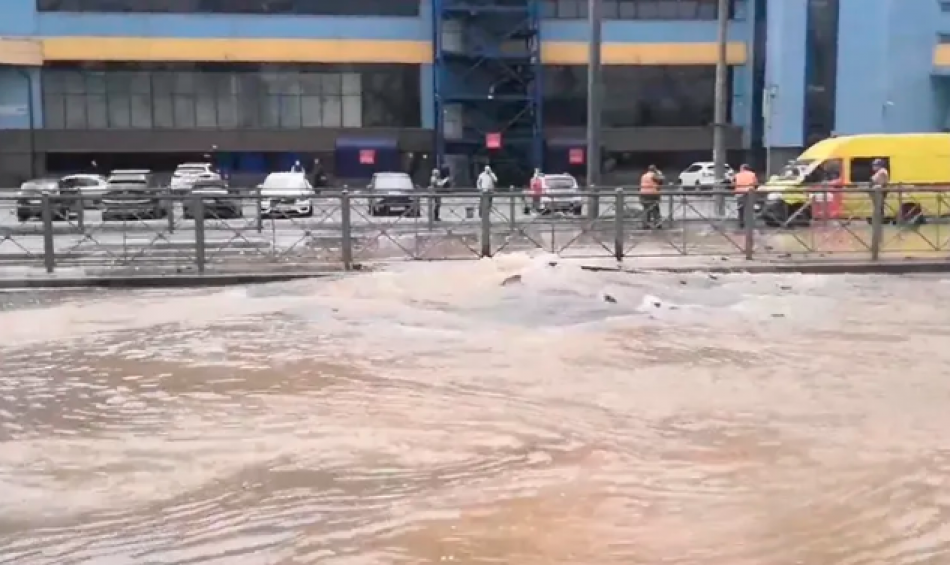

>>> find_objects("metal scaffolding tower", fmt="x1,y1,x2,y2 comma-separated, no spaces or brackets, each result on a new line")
432,0,543,184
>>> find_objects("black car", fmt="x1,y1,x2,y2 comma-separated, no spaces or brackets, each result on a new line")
101,170,168,221
15,178,80,222
366,172,421,216
182,179,243,220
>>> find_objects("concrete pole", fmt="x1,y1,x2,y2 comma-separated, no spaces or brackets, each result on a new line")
712,0,729,216
585,0,602,192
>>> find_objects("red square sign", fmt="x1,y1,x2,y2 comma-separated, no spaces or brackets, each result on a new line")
485,132,502,149
359,149,376,164
568,148,585,164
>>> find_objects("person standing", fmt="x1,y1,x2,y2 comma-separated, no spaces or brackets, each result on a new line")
870,158,890,221
526,168,543,214
430,167,445,221
639,165,663,229
310,158,327,189
733,164,758,228
477,165,497,218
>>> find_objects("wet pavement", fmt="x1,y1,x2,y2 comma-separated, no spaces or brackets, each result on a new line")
2,255,950,564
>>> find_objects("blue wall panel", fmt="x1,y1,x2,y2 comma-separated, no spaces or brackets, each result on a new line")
763,0,806,148
0,0,36,35
836,0,941,134
542,19,748,43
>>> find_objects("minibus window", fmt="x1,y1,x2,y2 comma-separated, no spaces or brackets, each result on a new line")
849,157,889,183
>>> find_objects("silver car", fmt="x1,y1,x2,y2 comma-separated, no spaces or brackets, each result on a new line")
366,172,421,217
101,170,168,221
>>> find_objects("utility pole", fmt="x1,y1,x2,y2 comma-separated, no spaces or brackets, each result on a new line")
586,0,602,218
712,0,729,216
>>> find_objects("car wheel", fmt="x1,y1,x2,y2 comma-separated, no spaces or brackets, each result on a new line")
16,211,29,222
571,205,583,216
302,207,314,218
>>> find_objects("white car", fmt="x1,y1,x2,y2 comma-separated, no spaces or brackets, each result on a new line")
536,173,583,215
59,173,108,208
677,162,735,189
170,162,221,193
258,172,315,218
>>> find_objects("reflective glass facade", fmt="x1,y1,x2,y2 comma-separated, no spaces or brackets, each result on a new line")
36,0,420,17
543,65,730,128
41,63,421,130
540,0,745,19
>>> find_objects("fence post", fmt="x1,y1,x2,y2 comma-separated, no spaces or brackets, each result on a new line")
870,186,883,261
508,185,517,230
479,190,492,258
255,187,263,233
41,193,55,273
614,188,624,262
340,190,353,270
166,193,175,234
587,185,599,221
76,194,85,233
193,196,206,273
743,191,755,259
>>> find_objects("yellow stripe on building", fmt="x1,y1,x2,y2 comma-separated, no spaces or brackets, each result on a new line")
0,38,43,66
40,37,432,64
15,37,748,66
542,41,747,65
933,45,950,67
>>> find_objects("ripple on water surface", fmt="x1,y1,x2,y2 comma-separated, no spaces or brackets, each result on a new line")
2,255,950,564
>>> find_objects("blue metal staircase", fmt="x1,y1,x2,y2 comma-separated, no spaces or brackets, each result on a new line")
432,0,543,185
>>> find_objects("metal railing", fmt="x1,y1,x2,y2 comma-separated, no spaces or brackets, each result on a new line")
2,184,949,274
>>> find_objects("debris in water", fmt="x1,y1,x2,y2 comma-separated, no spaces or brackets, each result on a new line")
501,274,523,286
602,293,618,304
548,260,558,267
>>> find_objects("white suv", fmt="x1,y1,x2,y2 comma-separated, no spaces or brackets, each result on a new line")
170,163,221,193
677,162,735,190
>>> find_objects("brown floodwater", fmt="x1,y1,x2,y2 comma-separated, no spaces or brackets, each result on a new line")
1,254,950,564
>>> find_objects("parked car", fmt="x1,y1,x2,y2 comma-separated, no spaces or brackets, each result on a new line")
59,173,108,208
537,173,583,215
183,179,243,220
366,172,420,216
258,172,315,218
101,170,168,221
170,162,221,194
15,178,80,222
677,162,735,190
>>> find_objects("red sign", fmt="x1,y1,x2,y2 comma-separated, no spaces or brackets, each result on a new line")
359,149,376,164
485,132,502,149
568,148,585,165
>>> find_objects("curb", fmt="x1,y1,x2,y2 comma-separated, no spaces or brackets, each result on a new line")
581,260,950,275
0,271,333,289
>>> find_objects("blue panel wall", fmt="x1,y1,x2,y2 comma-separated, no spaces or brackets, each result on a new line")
836,0,941,134
0,0,36,35
763,0,806,148
0,67,42,129
542,19,749,43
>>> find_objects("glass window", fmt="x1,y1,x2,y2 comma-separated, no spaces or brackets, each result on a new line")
40,63,420,130
541,0,735,18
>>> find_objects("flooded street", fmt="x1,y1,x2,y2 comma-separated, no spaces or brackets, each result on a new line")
2,254,950,564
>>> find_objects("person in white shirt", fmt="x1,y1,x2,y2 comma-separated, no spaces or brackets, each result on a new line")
476,166,497,218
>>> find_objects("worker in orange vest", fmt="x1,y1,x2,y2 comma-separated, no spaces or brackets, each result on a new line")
639,165,663,229
733,164,758,228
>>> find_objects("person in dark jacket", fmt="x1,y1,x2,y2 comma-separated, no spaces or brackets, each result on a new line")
310,158,328,188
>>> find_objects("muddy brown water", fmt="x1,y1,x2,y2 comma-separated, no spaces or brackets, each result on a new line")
2,254,950,564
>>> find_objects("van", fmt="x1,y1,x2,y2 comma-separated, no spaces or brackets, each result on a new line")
759,133,950,226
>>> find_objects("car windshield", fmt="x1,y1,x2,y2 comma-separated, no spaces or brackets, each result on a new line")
262,174,308,189
175,166,210,176
545,176,576,189
107,180,147,190
20,180,58,191
778,159,815,180
373,174,414,190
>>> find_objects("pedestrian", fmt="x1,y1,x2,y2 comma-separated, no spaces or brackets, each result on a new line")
290,160,303,173
310,158,327,189
526,168,542,214
733,164,758,228
870,159,890,221
639,165,663,229
477,165,497,218
430,167,443,221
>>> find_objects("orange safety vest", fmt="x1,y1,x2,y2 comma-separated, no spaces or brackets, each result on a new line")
640,172,659,194
734,170,757,193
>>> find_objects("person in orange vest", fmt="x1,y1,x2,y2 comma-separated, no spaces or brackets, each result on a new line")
639,165,663,229
733,164,758,228
525,168,543,214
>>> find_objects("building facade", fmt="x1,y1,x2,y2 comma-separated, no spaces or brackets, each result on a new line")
0,0,943,185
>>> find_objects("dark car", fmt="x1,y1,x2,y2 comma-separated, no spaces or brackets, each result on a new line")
182,179,243,220
101,170,168,222
366,172,420,217
15,178,80,222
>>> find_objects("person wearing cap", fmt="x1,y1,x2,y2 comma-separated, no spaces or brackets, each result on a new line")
733,164,758,228
639,164,664,229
